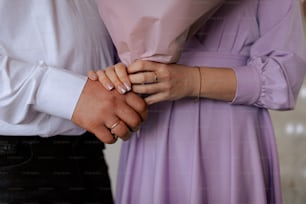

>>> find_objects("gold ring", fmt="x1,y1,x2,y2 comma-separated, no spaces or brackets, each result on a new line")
110,120,121,130
154,72,158,83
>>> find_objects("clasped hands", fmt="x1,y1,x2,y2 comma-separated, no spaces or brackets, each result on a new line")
72,60,199,144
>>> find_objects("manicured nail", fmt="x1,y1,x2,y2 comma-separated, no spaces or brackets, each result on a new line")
124,83,131,91
118,85,127,94
136,129,141,138
90,74,97,80
132,126,139,132
106,83,114,90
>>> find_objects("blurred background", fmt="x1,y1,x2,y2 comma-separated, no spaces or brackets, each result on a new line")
270,1,306,203
105,1,306,203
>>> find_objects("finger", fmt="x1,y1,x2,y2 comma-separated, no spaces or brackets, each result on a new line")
91,125,117,144
109,120,132,141
128,60,157,74
110,119,131,140
115,63,131,91
96,70,114,91
126,93,148,121
115,101,143,131
129,72,158,84
144,92,166,105
132,83,164,95
87,70,98,81
105,66,128,94
105,117,131,141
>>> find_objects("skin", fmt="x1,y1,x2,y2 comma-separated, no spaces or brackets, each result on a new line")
72,78,148,144
88,60,237,105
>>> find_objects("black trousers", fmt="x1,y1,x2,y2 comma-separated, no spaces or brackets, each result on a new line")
0,132,114,204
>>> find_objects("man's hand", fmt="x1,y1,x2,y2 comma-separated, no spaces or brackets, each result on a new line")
72,79,147,144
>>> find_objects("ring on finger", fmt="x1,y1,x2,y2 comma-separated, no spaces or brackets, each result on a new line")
153,72,158,83
110,120,121,131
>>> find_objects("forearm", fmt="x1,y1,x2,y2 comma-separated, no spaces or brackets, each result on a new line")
192,66,237,102
119,60,238,104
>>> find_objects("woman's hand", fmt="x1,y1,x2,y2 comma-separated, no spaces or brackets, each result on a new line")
88,60,201,105
128,60,200,105
88,63,131,94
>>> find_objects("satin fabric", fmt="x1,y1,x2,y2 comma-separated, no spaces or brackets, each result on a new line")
116,0,306,203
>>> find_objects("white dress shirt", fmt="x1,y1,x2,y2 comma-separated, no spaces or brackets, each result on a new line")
0,0,115,136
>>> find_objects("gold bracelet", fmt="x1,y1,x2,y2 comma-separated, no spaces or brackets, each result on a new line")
196,66,202,100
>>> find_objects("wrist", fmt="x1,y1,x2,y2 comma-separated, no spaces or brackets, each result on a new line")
189,66,202,98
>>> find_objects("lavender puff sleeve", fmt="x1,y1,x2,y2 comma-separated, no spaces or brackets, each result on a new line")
232,0,306,110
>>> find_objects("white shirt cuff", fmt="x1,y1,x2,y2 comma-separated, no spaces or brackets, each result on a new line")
34,66,87,120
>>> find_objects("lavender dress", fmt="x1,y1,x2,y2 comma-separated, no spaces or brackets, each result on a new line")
116,0,306,203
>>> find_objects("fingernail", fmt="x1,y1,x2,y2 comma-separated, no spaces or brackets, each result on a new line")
124,83,131,91
136,129,141,138
106,83,114,90
131,125,140,132
118,85,127,94
90,74,97,80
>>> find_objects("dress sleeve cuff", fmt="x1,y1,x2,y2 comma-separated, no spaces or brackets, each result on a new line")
231,65,262,105
34,66,87,120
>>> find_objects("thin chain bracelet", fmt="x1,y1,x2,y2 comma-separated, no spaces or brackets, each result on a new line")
193,66,202,102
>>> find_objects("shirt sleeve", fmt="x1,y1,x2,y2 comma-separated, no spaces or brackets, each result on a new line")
0,55,87,124
232,0,306,110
